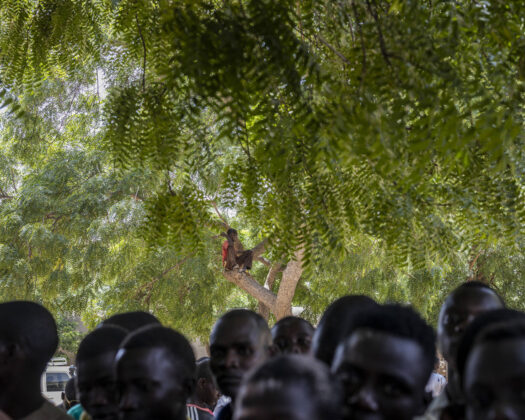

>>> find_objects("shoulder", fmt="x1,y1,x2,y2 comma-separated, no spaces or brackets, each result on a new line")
215,403,233,420
22,401,73,420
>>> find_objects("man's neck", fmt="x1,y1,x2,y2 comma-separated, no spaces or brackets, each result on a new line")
0,381,45,419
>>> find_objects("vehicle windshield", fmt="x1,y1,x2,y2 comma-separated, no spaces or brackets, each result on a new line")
46,372,69,392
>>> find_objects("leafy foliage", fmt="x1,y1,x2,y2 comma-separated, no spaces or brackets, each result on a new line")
0,0,524,338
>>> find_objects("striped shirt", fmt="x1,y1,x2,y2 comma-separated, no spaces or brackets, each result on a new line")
187,404,214,420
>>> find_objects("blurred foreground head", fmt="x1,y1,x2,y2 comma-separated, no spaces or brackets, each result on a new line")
463,319,525,420
76,325,128,420
332,304,435,420
0,301,58,418
234,355,343,420
437,281,504,371
312,295,378,366
210,309,272,403
116,325,196,420
100,311,161,332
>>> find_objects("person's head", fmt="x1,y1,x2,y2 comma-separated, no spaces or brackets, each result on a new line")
463,320,525,420
76,325,128,420
116,325,196,420
0,301,58,389
332,304,436,420
62,378,78,410
100,311,161,332
209,309,272,401
312,295,378,366
271,316,315,355
456,308,525,389
193,357,219,408
234,355,342,420
437,281,504,370
227,228,238,239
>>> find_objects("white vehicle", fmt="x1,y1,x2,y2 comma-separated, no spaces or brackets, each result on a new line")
41,357,71,406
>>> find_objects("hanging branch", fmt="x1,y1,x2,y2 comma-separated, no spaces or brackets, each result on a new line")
136,12,147,90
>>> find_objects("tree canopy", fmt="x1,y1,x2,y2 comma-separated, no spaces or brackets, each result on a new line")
0,0,524,338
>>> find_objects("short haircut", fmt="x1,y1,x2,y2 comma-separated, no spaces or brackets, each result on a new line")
477,319,525,343
196,357,214,382
76,325,128,363
120,325,196,380
227,228,237,236
237,355,342,418
100,311,161,332
447,281,505,305
271,316,314,336
312,295,378,366
456,309,525,384
211,309,271,346
0,301,58,371
345,304,436,380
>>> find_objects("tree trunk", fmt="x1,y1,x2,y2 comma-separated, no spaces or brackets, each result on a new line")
258,262,282,321
274,248,304,320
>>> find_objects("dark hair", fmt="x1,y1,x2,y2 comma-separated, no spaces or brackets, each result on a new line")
0,301,58,371
312,295,378,366
456,309,525,385
100,311,161,332
120,325,196,380
237,355,342,419
227,228,237,236
448,281,505,305
196,357,214,382
272,316,314,336
477,319,525,342
340,304,436,379
211,309,271,346
76,325,128,363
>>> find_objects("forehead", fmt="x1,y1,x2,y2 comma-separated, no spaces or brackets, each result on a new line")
465,339,525,386
211,316,263,346
443,288,502,315
77,351,117,381
334,330,427,385
116,347,185,382
272,321,313,338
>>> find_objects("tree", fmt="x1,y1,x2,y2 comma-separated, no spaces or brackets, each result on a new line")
0,0,524,329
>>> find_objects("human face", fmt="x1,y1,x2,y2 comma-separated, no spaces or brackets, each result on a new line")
465,339,525,420
195,377,219,408
332,330,428,420
438,288,503,369
116,348,189,420
77,351,119,420
234,384,315,420
210,317,269,400
272,321,313,355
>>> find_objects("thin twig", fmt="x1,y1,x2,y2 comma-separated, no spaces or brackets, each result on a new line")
135,12,147,90
366,0,392,66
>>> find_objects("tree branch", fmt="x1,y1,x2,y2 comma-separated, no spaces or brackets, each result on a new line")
210,200,230,229
136,257,190,304
274,248,304,320
223,269,277,310
135,12,147,90
366,0,392,66
258,262,283,320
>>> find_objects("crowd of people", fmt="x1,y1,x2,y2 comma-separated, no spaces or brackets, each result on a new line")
0,280,523,420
